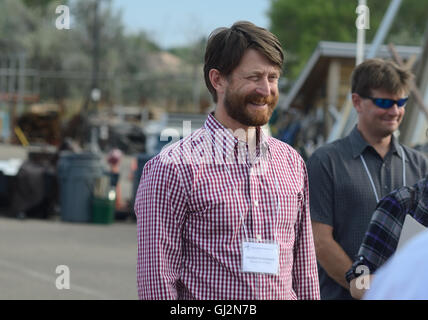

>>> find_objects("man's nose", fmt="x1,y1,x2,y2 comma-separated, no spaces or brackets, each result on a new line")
387,103,400,115
255,77,271,97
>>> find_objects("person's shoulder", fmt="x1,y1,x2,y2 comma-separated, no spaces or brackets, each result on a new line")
308,136,348,162
156,127,208,165
269,136,301,158
143,131,203,183
268,137,308,188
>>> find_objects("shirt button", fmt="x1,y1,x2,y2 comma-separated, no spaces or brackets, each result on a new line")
254,200,259,207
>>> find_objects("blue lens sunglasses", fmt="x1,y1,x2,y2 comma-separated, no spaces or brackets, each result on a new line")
360,95,409,109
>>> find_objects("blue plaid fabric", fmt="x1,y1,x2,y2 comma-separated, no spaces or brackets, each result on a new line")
353,177,428,273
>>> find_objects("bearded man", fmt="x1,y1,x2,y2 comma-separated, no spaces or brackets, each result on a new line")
134,21,320,300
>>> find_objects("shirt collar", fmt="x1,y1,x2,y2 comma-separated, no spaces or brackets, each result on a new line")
204,112,271,157
350,126,403,159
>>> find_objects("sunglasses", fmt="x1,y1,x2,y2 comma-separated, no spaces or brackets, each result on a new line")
360,95,408,109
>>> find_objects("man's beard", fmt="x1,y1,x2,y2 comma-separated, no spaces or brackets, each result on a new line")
223,88,278,127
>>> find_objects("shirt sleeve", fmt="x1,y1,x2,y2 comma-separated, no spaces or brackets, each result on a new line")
356,192,407,272
134,155,188,300
306,151,334,226
292,159,321,300
356,179,428,273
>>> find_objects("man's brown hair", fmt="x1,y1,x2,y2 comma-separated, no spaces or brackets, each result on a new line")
204,21,284,103
351,58,413,97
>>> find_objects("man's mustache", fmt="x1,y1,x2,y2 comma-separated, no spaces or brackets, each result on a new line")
245,92,277,106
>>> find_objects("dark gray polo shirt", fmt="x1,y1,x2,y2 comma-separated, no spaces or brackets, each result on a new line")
307,126,428,300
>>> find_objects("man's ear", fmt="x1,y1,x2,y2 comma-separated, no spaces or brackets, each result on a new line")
209,69,226,96
352,93,363,113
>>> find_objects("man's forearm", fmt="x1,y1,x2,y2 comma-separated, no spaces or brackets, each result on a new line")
315,239,353,290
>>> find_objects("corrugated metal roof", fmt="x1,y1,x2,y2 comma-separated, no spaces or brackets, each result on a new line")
317,41,420,58
279,41,422,111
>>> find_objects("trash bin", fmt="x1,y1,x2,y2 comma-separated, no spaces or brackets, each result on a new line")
92,196,115,224
132,153,153,208
0,171,10,207
58,152,103,222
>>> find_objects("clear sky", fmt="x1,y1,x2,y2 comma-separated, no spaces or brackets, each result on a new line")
112,0,271,49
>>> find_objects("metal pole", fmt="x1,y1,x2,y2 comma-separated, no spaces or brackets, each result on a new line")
366,0,402,59
17,52,25,115
7,56,16,97
8,56,16,144
83,0,101,112
92,0,100,108
356,0,367,65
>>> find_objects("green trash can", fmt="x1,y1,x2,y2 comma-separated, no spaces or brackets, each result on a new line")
92,196,115,224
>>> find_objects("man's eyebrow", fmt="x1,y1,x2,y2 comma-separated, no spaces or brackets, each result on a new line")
245,70,280,76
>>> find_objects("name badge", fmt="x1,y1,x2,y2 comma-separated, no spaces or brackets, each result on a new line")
242,240,279,275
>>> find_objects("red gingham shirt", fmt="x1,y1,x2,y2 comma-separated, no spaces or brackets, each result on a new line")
135,114,320,300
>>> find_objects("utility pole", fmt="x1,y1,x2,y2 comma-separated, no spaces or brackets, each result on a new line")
91,0,101,110
83,0,101,112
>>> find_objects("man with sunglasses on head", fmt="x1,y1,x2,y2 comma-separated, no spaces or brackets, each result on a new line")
307,58,428,300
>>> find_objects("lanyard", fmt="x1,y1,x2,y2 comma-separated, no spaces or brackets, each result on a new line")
360,146,406,203
211,137,280,242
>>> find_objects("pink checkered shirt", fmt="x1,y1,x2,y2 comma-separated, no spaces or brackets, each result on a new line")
135,113,320,300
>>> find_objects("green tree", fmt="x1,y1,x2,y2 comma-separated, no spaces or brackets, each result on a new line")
2,0,204,112
22,0,62,8
269,0,428,81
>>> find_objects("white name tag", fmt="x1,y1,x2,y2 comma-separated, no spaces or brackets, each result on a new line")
242,241,279,275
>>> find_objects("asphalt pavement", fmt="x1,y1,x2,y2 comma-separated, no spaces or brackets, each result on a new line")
0,143,139,300
0,216,137,300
